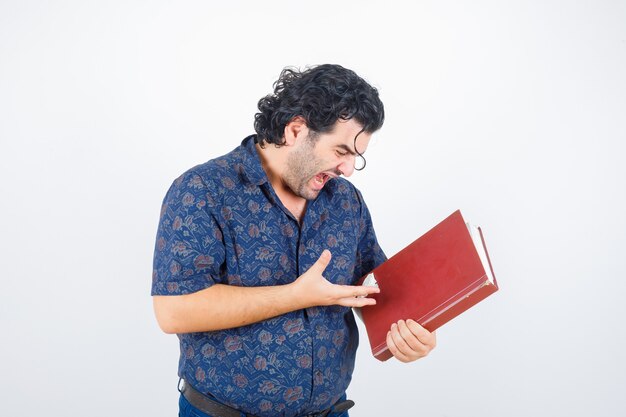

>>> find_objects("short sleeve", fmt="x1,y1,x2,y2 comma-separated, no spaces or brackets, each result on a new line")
352,188,387,282
151,171,225,295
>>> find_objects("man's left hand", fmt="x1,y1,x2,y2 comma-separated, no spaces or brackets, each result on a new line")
386,319,436,362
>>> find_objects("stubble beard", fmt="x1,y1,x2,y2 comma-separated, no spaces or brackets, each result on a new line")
284,137,325,201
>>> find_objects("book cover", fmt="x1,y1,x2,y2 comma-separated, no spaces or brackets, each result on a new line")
358,210,498,361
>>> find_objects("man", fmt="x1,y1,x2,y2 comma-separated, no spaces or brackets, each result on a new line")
152,64,436,417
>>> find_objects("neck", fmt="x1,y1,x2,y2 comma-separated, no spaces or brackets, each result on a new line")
256,143,286,192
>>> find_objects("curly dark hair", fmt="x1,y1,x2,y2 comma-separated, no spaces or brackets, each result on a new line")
254,64,385,147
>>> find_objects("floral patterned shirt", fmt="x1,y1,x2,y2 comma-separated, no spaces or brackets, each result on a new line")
152,135,386,416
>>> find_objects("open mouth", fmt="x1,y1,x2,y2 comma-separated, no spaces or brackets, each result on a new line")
312,173,333,189
314,173,328,185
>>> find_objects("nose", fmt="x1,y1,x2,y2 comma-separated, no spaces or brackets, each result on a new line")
337,156,355,177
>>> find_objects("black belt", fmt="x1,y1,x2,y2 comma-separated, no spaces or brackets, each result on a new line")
180,380,355,417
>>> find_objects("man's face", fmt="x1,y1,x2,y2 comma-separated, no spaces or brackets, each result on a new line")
283,119,372,200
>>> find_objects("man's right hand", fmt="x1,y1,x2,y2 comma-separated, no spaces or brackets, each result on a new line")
291,249,380,308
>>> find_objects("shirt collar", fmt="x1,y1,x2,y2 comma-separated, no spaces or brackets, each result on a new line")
240,135,269,186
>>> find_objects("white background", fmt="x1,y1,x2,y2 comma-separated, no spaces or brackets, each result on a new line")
1,1,625,416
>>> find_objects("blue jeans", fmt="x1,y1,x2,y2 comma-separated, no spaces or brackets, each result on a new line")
179,392,349,417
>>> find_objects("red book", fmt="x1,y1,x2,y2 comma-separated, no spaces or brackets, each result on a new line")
357,210,498,361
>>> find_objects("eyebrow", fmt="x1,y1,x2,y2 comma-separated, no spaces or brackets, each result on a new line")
337,144,358,155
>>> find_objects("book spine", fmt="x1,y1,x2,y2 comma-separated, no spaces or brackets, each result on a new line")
478,226,498,288
421,277,498,332
373,346,394,361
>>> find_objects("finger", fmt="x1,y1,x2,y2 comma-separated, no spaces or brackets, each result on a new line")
389,322,415,358
406,319,437,348
329,283,379,307
396,319,427,353
359,285,381,296
309,250,332,274
337,284,380,298
396,320,431,358
386,330,411,363
337,296,376,308
327,283,380,303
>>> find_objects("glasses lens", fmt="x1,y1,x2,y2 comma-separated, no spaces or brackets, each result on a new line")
353,132,367,171
354,154,366,171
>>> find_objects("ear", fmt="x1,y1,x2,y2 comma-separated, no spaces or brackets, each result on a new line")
283,116,309,146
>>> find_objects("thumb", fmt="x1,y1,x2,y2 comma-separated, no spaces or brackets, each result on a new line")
310,249,332,274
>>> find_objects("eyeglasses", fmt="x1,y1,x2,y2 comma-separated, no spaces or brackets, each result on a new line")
354,132,367,171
